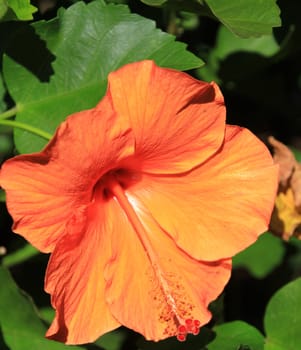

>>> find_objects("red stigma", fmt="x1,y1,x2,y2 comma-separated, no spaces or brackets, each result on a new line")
176,318,201,342
178,325,186,333
185,318,193,326
177,333,186,342
194,319,201,327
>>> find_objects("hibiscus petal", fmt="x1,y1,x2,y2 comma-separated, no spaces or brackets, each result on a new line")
130,126,278,261
45,201,120,344
107,60,226,174
0,98,134,252
103,191,231,341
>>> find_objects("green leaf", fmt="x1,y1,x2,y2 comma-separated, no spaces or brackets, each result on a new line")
38,307,55,324
233,232,285,279
204,0,281,37
0,266,83,349
3,0,203,154
207,321,264,350
7,0,37,20
2,244,39,267
0,0,8,19
138,0,281,37
211,26,280,60
264,278,301,350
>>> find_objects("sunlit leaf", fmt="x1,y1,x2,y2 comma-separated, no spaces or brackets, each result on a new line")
1,0,37,21
264,278,301,350
3,0,203,154
8,0,36,20
204,0,281,37
138,0,281,38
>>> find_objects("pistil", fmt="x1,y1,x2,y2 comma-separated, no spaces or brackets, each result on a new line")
105,177,183,322
105,176,201,341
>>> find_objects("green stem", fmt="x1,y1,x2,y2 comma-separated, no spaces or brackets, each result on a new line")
0,119,52,140
0,106,18,120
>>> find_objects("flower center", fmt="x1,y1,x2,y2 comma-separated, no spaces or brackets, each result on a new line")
96,168,140,201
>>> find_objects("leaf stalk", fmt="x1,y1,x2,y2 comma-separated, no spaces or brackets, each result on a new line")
0,119,52,140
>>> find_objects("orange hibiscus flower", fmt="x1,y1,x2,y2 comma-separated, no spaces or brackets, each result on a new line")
0,60,278,344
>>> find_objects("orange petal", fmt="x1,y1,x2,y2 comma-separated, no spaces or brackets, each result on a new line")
130,126,278,261
102,183,231,341
107,60,226,174
45,200,120,344
0,98,134,252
